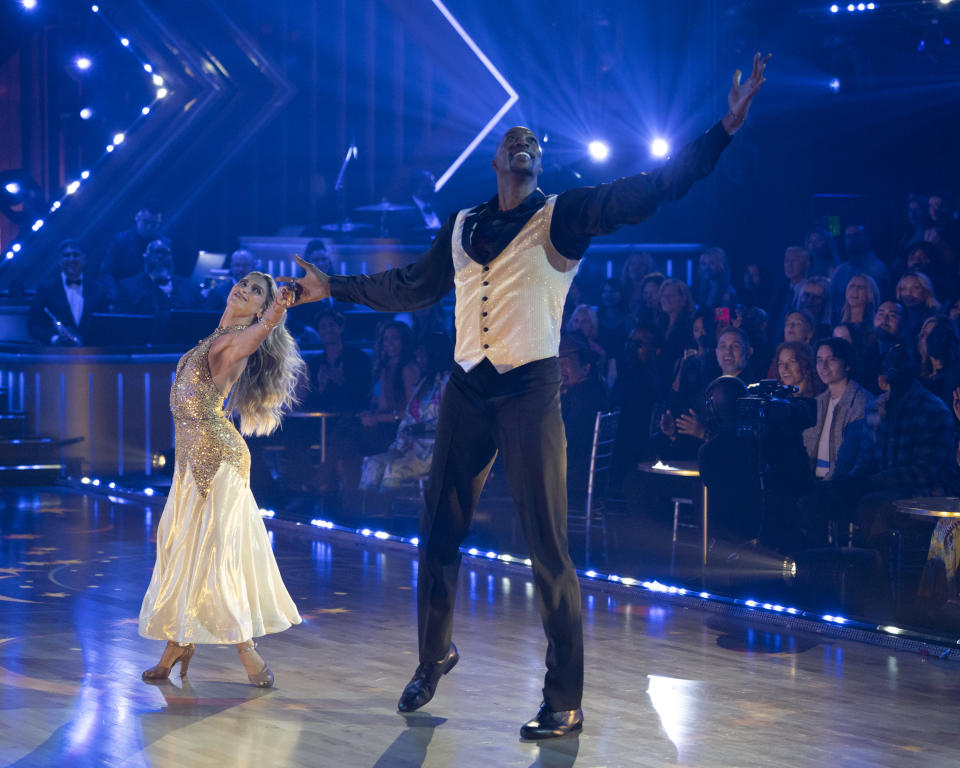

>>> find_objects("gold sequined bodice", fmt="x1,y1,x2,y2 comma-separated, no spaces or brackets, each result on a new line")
170,326,250,497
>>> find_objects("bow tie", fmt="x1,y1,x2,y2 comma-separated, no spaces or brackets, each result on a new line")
153,276,172,287
65,278,82,287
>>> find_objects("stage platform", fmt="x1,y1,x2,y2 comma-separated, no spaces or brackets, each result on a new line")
2,486,959,768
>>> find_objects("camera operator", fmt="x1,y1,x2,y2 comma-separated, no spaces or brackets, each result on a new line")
699,377,814,555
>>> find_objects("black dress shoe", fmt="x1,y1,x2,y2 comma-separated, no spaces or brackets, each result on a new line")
520,703,583,740
397,643,459,712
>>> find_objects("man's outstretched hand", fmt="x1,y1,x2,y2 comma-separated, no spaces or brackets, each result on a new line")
722,52,771,135
277,254,331,306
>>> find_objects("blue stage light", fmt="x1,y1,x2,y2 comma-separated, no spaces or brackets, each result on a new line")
588,140,610,161
410,537,419,546
66,181,80,195
141,106,150,115
4,182,20,195
12,243,21,252
857,3,865,10
143,487,154,496
830,3,839,11
22,0,38,10
650,138,669,158
467,547,479,555
585,570,598,578
829,77,842,92
75,57,92,71
113,132,125,145
80,108,92,120
31,219,44,231
120,38,130,47
156,87,168,99
846,3,855,9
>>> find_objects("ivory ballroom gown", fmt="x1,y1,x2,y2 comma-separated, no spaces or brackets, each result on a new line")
139,326,301,644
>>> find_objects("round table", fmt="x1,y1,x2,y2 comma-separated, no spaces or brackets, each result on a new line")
894,497,960,519
286,411,345,463
638,460,707,575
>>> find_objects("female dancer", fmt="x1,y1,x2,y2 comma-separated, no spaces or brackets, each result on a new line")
139,272,305,687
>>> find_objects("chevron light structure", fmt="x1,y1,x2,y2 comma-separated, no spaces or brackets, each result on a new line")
430,0,519,191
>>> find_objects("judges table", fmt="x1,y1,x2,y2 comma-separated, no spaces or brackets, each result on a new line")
638,460,708,577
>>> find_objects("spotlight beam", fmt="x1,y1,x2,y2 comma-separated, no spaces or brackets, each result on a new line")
430,0,519,191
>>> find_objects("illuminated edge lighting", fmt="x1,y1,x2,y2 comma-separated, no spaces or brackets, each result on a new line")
67,474,960,647
430,0,519,191
4,4,164,267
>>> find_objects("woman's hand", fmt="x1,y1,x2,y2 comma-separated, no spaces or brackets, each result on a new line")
260,284,295,329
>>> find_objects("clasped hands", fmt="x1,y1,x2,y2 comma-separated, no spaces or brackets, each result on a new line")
277,254,331,307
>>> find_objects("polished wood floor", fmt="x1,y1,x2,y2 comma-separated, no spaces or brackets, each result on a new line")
2,486,959,768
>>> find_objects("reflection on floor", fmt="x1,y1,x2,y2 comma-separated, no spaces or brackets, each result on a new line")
2,486,959,767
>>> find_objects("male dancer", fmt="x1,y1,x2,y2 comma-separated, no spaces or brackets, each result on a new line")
285,52,770,739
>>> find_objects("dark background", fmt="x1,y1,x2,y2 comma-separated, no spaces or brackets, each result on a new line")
1,0,958,284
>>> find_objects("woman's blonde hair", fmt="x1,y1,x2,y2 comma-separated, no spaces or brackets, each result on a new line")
228,271,306,436
896,270,940,310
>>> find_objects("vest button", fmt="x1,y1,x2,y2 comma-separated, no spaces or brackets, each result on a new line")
482,296,488,301
482,281,489,286
483,344,489,349
482,266,489,272
483,327,489,332
482,311,487,317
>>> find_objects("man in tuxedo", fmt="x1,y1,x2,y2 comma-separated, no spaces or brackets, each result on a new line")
116,240,203,318
27,240,109,345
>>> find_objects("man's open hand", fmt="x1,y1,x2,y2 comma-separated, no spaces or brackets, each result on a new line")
722,52,771,134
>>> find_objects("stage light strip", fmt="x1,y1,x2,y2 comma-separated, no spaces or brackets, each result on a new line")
430,0,519,191
3,5,165,263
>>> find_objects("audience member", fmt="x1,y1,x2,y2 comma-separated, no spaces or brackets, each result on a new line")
620,250,656,315
27,239,109,345
611,323,664,483
796,275,832,335
100,203,169,295
597,278,628,371
830,225,891,313
775,341,820,398
873,300,903,359
304,306,373,413
896,270,940,343
846,345,955,548
769,246,811,328
656,277,695,382
359,332,453,491
115,240,203,319
804,226,839,278
918,316,960,408
696,246,737,309
838,273,880,331
559,333,609,504
832,321,881,393
803,338,872,480
566,304,608,380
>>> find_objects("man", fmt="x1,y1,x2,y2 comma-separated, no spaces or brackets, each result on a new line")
285,53,771,739
116,240,203,319
305,306,373,413
830,225,891,315
559,333,608,506
27,239,109,345
99,203,170,294
845,345,954,546
873,300,903,359
768,245,811,328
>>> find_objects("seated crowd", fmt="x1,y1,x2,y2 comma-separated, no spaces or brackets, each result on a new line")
25,193,960,590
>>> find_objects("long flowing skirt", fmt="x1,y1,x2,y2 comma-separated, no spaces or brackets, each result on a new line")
139,462,301,644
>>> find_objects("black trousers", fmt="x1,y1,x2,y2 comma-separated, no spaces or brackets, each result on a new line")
417,357,584,711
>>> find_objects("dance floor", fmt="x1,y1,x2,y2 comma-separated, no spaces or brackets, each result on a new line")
2,487,960,768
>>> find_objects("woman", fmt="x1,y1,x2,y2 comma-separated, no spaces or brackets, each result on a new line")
802,337,872,480
140,272,305,686
360,332,454,490
897,270,940,343
620,250,655,316
656,277,695,382
775,341,820,398
919,316,960,407
566,303,609,381
635,272,666,328
362,320,421,429
839,273,880,330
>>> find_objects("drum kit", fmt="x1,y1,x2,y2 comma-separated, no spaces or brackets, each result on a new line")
321,198,435,240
